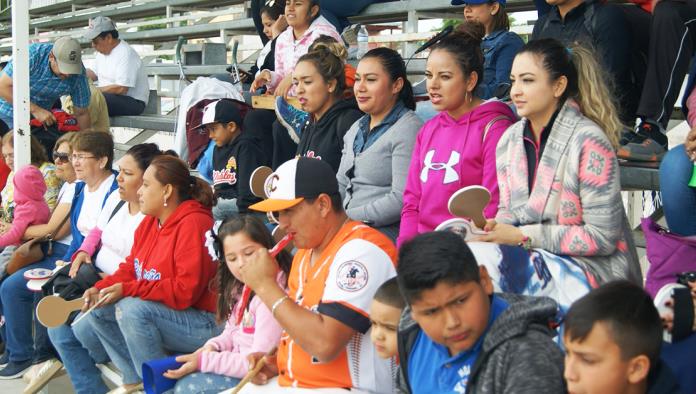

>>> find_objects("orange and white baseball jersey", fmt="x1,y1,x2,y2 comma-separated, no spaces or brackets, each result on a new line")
276,221,397,392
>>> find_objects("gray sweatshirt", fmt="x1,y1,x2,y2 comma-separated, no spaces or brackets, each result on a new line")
337,110,422,241
397,293,566,394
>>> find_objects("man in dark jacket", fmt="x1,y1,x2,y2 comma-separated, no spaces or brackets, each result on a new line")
532,0,636,124
396,232,565,394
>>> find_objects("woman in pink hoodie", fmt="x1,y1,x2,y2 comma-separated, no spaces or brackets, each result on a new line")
0,165,50,257
165,215,292,394
398,22,516,247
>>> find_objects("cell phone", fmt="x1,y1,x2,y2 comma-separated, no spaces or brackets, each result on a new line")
676,271,696,286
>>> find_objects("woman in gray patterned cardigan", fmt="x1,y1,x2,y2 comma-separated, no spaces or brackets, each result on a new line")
478,39,641,291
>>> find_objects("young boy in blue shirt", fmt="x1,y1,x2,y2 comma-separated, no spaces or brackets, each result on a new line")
396,231,565,394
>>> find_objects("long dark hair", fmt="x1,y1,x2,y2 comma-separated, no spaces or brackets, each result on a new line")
361,47,416,111
214,215,292,322
429,22,485,92
489,0,510,32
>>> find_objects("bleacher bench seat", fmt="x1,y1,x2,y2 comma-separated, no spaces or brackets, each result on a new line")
109,115,176,133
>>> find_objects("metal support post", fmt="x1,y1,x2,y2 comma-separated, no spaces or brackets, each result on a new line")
12,0,31,169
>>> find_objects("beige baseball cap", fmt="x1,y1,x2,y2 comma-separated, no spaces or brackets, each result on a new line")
84,16,117,40
52,37,82,75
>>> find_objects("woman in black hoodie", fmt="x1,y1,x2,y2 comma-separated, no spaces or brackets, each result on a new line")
272,42,363,170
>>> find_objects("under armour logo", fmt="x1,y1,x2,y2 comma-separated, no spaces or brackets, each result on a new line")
420,150,460,184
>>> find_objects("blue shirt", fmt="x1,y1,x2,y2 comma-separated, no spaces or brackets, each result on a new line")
353,100,408,154
408,296,509,394
0,43,91,128
478,30,524,100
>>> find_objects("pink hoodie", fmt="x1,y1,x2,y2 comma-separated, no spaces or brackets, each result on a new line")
198,294,283,378
0,165,51,247
397,100,516,247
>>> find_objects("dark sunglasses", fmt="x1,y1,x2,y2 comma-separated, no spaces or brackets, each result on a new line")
52,151,70,163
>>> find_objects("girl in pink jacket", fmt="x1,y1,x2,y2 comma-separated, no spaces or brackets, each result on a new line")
0,165,50,251
166,215,292,394
398,23,515,247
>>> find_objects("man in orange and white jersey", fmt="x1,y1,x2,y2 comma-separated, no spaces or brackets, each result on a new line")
239,157,397,393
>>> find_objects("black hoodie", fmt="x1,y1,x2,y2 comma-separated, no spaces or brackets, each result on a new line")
296,98,363,172
212,132,264,213
647,360,684,394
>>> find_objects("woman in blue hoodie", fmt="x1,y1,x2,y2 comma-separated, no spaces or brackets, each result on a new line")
454,0,523,100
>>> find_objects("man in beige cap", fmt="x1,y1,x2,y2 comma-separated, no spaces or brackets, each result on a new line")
0,36,92,133
84,16,149,116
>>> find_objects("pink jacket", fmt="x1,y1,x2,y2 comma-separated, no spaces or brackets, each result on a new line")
198,295,283,378
398,100,515,247
0,165,50,247
687,85,696,127
263,16,341,92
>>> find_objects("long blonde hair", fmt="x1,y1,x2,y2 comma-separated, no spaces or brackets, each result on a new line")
520,39,623,149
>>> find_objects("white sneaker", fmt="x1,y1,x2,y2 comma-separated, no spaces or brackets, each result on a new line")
22,359,65,394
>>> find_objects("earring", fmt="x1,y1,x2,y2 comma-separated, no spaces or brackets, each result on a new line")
163,198,168,207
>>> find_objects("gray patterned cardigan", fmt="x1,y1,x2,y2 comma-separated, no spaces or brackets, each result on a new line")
494,100,641,285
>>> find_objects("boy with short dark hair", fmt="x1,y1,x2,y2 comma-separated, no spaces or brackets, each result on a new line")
369,277,404,393
198,99,263,220
396,231,565,394
564,281,683,394
370,277,405,360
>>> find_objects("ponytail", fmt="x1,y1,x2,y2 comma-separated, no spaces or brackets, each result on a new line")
190,176,216,209
568,44,622,149
430,22,485,93
518,39,622,149
299,42,346,99
361,47,416,110
150,155,215,209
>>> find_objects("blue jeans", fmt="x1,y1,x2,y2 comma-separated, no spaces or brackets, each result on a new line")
174,372,241,394
48,313,112,394
212,197,239,222
0,242,68,363
88,297,222,384
319,0,389,32
660,144,696,236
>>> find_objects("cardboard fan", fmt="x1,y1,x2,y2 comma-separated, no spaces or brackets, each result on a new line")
36,295,84,328
249,166,273,198
447,185,490,229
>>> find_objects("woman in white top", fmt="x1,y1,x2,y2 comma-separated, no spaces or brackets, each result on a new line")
0,131,118,379
47,143,165,394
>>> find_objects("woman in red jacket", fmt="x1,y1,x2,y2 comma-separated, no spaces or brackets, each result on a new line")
81,155,221,393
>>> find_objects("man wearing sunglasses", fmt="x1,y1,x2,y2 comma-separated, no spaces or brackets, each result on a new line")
84,16,149,117
0,37,92,135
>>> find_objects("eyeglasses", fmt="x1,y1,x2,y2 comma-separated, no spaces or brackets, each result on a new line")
53,151,70,163
71,154,97,162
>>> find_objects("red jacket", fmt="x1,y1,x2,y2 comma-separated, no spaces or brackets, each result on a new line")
95,200,217,312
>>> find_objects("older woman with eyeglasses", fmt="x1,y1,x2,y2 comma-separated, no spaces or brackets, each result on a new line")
0,131,118,379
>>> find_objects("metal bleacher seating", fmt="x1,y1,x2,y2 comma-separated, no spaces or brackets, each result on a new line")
2,0,664,193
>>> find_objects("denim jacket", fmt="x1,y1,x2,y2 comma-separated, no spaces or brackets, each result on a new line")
478,29,524,100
